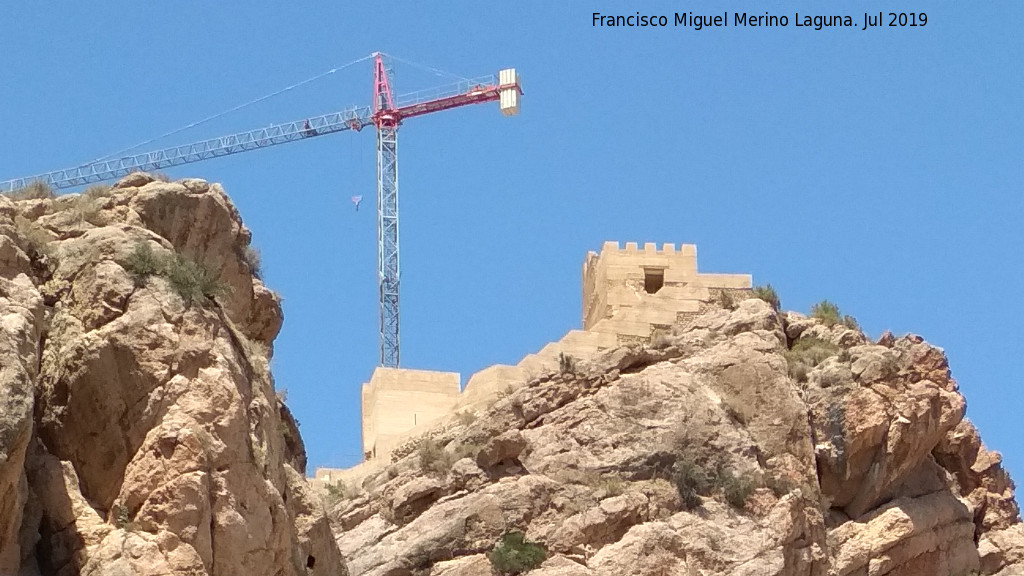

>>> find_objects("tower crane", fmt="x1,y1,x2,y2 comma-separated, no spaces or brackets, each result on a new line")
0,53,522,368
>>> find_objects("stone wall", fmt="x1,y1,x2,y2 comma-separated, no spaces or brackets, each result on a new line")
361,368,460,460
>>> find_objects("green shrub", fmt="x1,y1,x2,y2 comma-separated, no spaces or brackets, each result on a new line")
599,473,625,497
784,337,841,382
721,469,756,508
83,184,113,198
789,363,809,383
122,243,227,305
418,438,455,477
717,290,737,310
5,180,56,200
323,480,358,508
671,456,711,510
790,337,840,363
451,442,483,461
841,314,860,331
164,253,228,305
670,456,757,510
488,531,547,575
455,410,477,426
71,195,105,226
751,284,780,311
242,245,262,279
810,300,841,326
112,504,140,532
13,215,53,258
114,505,129,529
765,471,796,497
123,242,162,285
558,352,575,375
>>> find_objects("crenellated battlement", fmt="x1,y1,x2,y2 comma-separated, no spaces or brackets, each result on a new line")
583,241,750,330
601,240,693,255
583,242,697,275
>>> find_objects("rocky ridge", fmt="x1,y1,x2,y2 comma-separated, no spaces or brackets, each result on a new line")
2,173,1023,576
327,299,1024,576
0,174,342,576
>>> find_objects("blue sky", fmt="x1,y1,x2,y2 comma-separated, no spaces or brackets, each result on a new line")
1,2,1021,481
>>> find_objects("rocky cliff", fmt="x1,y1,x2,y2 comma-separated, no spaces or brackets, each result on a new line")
0,174,342,576
328,300,1024,576
3,174,1024,576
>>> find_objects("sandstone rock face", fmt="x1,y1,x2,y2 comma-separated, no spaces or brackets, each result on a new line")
328,299,1024,576
0,176,342,576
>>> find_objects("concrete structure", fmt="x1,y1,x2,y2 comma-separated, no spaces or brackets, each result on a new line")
324,242,751,481
361,367,460,460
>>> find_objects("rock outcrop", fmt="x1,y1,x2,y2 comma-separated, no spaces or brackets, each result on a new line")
327,299,1024,576
4,173,1024,576
0,175,342,576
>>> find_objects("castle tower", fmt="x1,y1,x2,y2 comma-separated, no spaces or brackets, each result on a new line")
361,367,460,461
582,242,752,339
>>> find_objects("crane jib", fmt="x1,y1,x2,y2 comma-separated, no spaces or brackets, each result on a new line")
0,56,521,372
0,108,374,193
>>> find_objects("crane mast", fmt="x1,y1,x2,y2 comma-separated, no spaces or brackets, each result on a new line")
372,54,401,367
0,53,522,368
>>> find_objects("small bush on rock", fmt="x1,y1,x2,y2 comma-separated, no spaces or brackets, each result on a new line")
721,469,757,508
600,473,626,497
671,456,758,510
242,245,262,279
810,300,841,326
790,337,840,363
784,337,841,382
790,363,809,383
672,456,711,510
13,215,53,258
751,284,780,311
123,242,161,284
488,531,547,575
5,180,56,200
83,184,113,198
121,242,227,305
558,352,575,375
71,195,105,226
717,290,737,310
323,480,357,508
418,438,455,477
454,410,477,426
164,253,228,305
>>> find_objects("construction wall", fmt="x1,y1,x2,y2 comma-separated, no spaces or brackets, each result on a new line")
361,367,460,460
